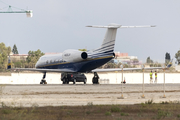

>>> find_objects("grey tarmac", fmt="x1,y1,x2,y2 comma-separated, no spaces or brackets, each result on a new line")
0,84,180,107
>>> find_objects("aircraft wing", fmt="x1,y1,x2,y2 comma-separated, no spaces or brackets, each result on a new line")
10,65,171,73
92,59,173,73
10,68,75,73
92,67,163,72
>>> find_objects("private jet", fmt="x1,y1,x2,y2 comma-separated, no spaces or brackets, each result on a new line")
7,23,172,84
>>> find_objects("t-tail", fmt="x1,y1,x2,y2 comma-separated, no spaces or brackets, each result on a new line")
7,56,11,69
87,23,155,58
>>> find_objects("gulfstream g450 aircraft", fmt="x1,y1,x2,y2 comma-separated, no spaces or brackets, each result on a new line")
7,23,172,84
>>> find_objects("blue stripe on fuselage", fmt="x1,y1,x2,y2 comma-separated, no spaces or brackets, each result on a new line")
37,56,113,72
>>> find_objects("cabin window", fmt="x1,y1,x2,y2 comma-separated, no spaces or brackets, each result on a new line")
50,60,52,63
46,61,48,64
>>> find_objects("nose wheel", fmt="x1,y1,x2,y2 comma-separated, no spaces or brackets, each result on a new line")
40,80,47,84
40,72,47,84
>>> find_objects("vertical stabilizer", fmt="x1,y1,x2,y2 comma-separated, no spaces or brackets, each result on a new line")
100,26,118,53
87,24,120,57
86,23,155,58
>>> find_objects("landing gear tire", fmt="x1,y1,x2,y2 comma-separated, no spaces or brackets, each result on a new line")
67,80,69,84
40,72,47,85
62,78,69,84
84,79,87,84
40,80,47,84
73,79,76,85
92,72,99,84
62,79,66,84
92,78,99,84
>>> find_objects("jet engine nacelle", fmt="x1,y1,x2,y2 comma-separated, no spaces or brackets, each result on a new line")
62,49,88,62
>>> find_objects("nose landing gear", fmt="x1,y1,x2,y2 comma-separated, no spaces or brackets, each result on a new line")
40,72,47,84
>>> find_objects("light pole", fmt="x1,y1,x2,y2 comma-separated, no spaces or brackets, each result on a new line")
162,65,166,98
118,65,124,99
115,71,117,83
141,64,145,98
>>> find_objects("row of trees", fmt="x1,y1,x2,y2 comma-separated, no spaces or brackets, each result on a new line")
12,49,44,68
1,42,180,71
0,42,44,71
146,52,171,66
175,50,180,65
0,43,11,70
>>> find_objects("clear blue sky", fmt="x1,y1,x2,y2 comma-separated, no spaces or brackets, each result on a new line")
0,0,180,63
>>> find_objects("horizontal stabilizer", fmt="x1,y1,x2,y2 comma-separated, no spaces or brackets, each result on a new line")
86,24,156,29
121,25,156,28
86,25,121,28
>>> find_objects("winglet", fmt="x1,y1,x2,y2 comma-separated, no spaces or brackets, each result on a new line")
7,56,11,69
167,59,173,68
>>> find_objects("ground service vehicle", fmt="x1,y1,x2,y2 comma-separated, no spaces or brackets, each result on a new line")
61,73,87,84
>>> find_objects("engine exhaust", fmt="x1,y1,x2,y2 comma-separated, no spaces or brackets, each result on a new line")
81,52,88,59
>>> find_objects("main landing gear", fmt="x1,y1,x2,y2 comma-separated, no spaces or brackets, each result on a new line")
40,72,47,84
92,72,99,84
61,73,69,84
